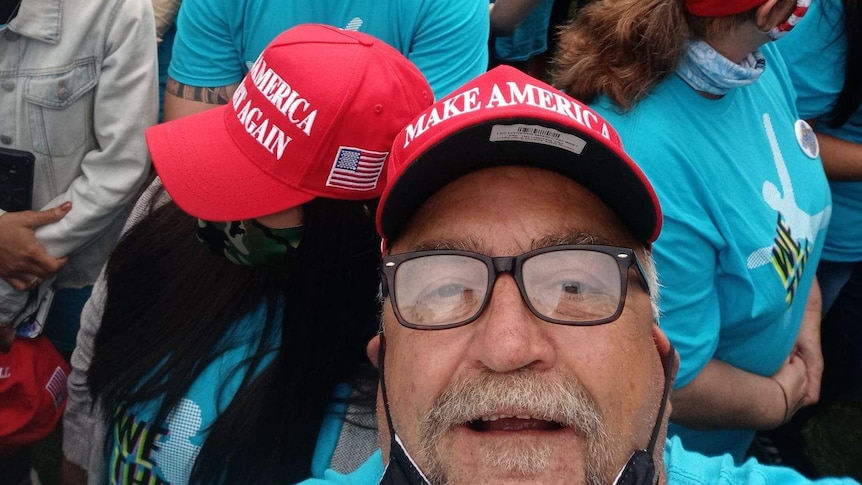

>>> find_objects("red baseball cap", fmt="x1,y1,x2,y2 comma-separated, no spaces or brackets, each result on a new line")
147,24,433,221
684,0,764,17
0,336,69,452
377,66,662,246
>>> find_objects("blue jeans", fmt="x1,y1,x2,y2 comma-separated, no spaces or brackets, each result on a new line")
817,260,859,314
42,286,93,357
816,260,862,397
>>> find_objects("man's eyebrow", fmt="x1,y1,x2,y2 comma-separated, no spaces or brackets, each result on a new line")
406,232,614,253
532,231,612,249
407,238,484,252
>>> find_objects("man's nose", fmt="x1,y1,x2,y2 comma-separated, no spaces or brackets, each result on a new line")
468,274,556,373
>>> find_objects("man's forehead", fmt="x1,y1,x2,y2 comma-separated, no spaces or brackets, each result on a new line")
400,230,624,255
388,166,644,254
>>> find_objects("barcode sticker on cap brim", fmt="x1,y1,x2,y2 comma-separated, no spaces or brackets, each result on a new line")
489,124,586,154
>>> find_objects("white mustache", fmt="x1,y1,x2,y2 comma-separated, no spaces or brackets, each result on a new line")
422,370,605,439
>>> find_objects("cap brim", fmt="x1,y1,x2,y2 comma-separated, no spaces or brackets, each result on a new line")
147,108,315,221
379,117,660,244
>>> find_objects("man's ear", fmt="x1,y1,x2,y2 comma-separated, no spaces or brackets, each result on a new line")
367,334,382,368
653,324,679,385
755,0,784,31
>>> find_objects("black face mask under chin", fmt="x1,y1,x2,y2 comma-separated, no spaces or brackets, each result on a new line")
381,433,433,485
377,335,676,485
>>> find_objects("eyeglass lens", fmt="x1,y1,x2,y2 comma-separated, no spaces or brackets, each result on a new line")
394,255,488,326
522,250,622,322
392,249,624,327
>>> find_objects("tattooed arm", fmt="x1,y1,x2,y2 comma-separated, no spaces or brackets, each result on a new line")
163,77,238,121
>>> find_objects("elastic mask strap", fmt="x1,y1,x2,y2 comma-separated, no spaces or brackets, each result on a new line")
379,334,397,441
769,0,810,40
613,345,676,485
650,345,675,455
378,334,432,485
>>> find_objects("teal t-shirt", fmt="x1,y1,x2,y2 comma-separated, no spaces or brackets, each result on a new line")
664,435,858,484
492,0,555,62
777,0,862,263
592,43,832,461
106,301,371,484
168,0,489,99
297,450,384,485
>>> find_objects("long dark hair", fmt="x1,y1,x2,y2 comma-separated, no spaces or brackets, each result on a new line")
88,194,381,484
826,0,862,127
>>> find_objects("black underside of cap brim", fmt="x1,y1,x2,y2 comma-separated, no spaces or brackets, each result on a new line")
380,118,657,244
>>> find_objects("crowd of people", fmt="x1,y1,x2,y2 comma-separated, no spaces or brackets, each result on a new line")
0,0,860,484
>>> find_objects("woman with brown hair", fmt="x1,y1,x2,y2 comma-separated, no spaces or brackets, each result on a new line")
553,0,831,462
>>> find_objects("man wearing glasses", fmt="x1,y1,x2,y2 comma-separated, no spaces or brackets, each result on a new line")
350,67,860,485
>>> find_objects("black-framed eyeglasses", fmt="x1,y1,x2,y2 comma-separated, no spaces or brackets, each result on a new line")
381,244,651,330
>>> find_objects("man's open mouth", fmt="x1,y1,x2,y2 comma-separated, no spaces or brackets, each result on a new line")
466,415,566,432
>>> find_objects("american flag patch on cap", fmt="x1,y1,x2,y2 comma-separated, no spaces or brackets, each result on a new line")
45,366,68,410
326,146,388,191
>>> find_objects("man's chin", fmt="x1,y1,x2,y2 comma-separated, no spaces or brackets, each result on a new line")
424,424,594,485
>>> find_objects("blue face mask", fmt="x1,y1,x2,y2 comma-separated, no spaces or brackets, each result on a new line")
377,337,676,485
675,40,765,96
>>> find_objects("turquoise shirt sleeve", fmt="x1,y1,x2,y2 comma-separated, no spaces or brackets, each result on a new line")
167,0,488,98
493,0,555,62
168,0,245,86
310,384,351,478
650,199,724,389
301,450,385,485
774,0,846,120
409,0,489,98
665,436,860,484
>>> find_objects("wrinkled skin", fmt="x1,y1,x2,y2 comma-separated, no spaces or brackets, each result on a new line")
372,166,672,485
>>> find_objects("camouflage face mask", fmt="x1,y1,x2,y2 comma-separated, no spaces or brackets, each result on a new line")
196,219,303,271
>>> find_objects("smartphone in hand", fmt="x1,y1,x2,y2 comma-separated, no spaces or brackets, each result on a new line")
0,147,35,212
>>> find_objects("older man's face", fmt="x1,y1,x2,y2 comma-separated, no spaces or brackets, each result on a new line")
378,166,668,485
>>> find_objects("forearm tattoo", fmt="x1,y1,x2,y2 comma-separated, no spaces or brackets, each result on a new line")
166,78,231,105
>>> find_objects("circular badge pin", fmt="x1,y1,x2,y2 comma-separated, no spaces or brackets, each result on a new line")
794,119,819,159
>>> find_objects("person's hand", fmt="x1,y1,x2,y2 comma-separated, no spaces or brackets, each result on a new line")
770,352,808,427
794,281,824,407
61,458,88,485
0,203,71,291
794,312,823,407
0,324,14,353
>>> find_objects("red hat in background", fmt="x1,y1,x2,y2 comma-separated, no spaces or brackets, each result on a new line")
376,65,662,247
0,336,69,452
684,0,764,17
147,24,433,222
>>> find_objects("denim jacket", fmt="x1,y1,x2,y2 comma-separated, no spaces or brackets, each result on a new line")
0,0,157,323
